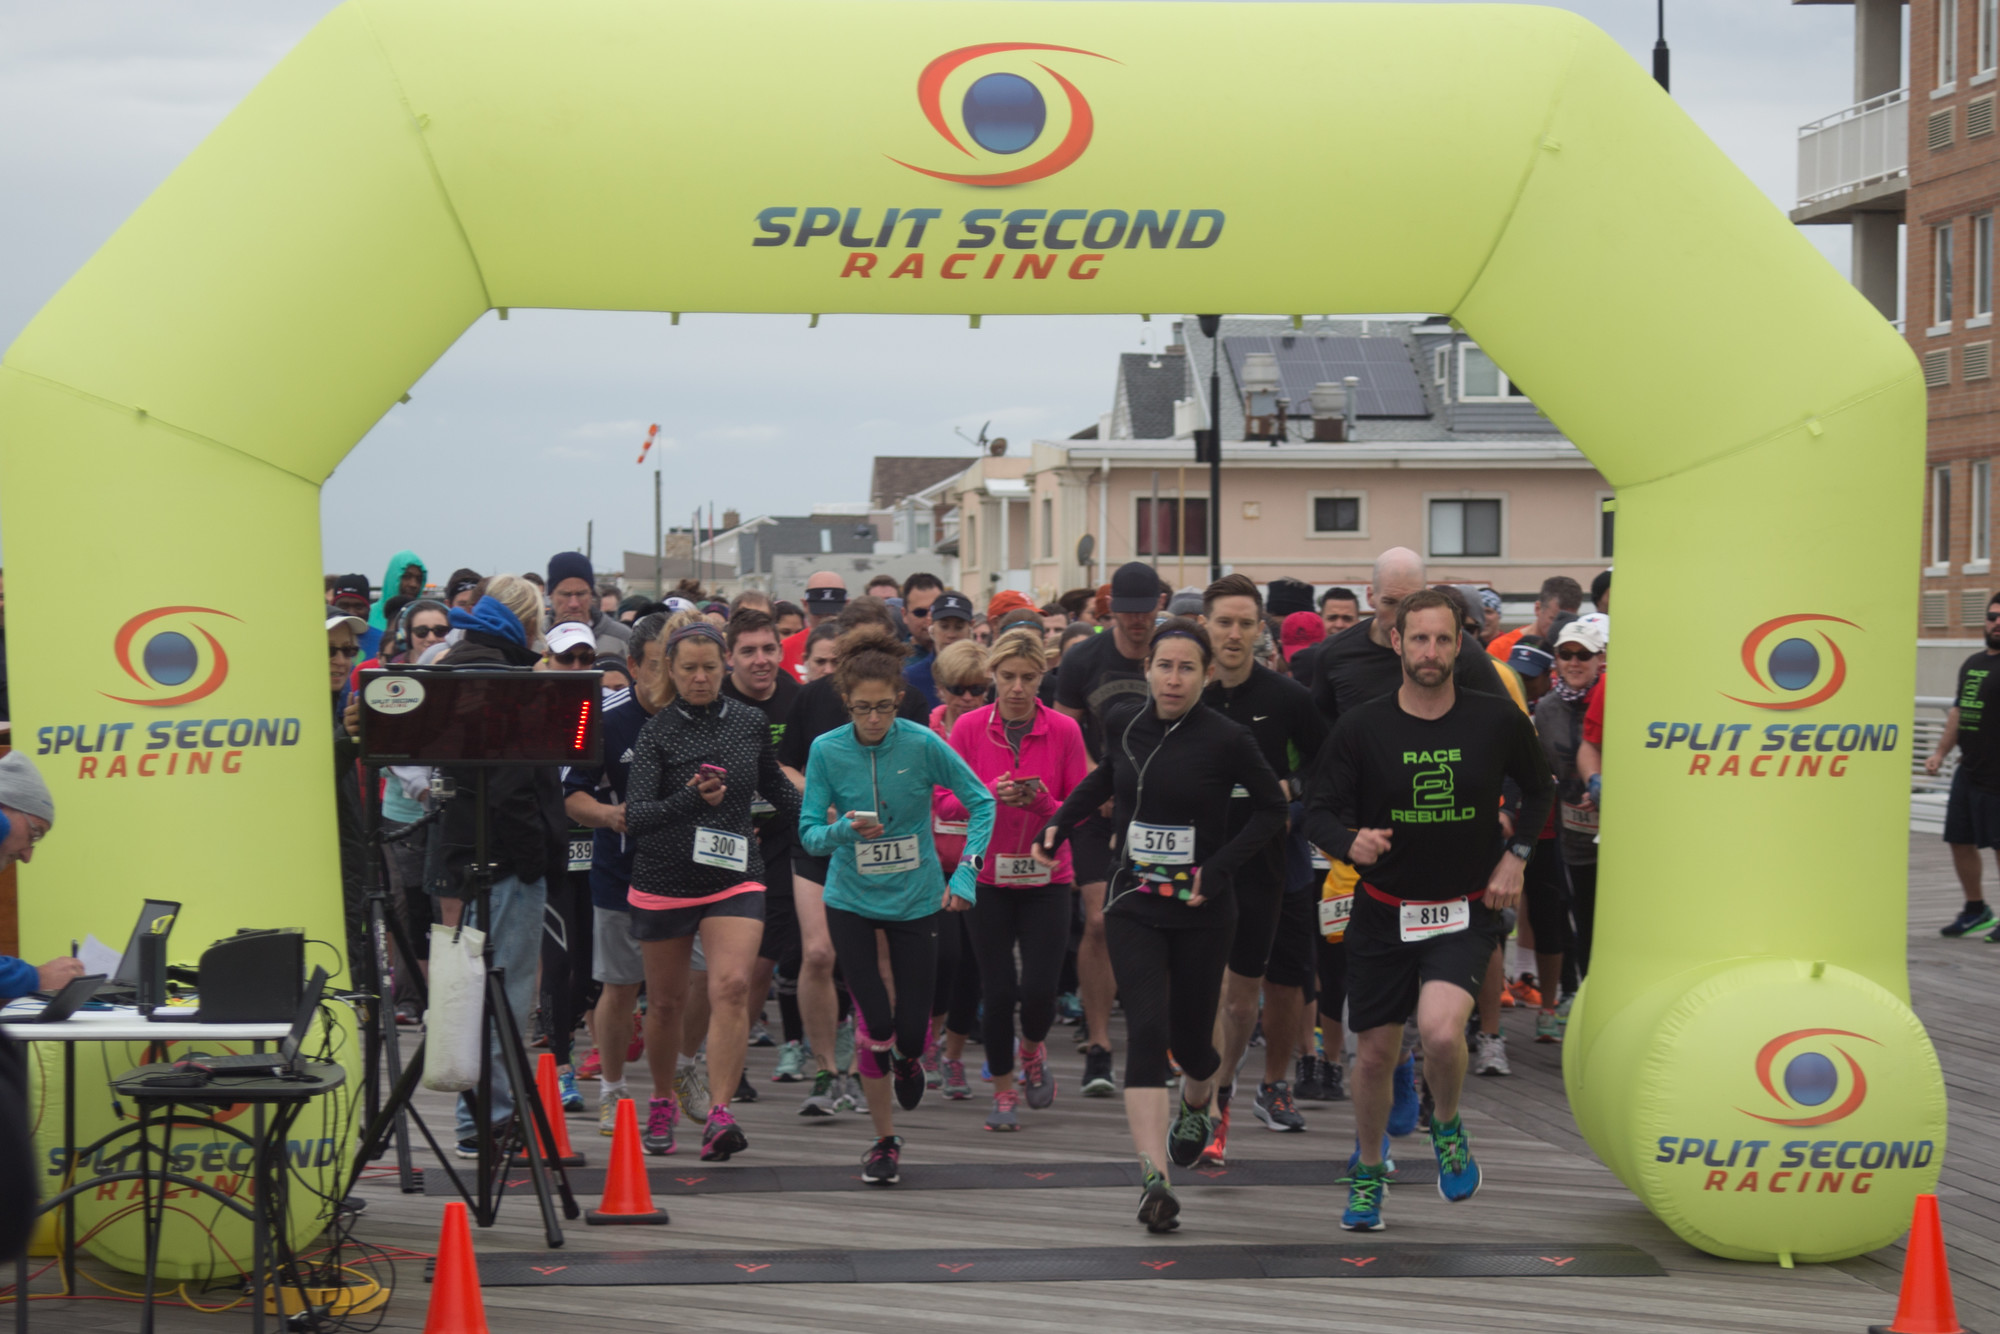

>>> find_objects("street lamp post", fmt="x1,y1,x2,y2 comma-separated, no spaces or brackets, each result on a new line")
1197,313,1223,581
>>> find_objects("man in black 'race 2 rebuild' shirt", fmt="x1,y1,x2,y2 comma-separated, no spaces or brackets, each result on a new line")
1303,589,1553,1235
1928,591,2000,939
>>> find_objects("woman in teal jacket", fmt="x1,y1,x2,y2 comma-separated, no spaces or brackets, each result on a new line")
800,623,994,1186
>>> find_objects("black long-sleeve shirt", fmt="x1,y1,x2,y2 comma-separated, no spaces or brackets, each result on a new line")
1304,687,1554,904
1204,663,1328,891
627,696,802,899
1048,700,1287,925
1311,615,1505,726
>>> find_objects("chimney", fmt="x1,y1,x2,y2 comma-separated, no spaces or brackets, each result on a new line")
722,509,741,531
1242,352,1281,439
1308,382,1348,442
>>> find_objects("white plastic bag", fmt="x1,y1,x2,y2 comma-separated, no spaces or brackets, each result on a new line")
422,922,486,1093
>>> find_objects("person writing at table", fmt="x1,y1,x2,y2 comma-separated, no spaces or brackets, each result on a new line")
0,752,71,1004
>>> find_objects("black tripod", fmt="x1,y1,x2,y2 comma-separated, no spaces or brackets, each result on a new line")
346,771,579,1244
356,795,441,1194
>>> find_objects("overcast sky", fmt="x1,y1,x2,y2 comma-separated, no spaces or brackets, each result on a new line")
1,1,1872,583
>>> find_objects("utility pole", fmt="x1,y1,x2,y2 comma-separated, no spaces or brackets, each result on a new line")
653,471,663,597
1197,314,1224,581
586,520,593,567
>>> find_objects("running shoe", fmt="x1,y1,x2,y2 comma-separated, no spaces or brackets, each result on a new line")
395,1002,420,1026
1323,1060,1348,1102
1943,902,1998,937
1471,1032,1512,1076
800,1069,838,1117
1534,1009,1562,1044
701,1106,747,1162
734,1070,759,1104
455,1137,480,1161
861,1135,902,1185
1253,1080,1306,1132
625,1013,645,1063
834,1017,857,1076
1344,1133,1397,1179
576,1047,603,1080
642,1095,679,1156
941,1058,971,1100
1293,1054,1327,1102
1168,1095,1215,1169
773,1040,807,1083
1081,1045,1116,1098
1019,1042,1055,1110
1137,1159,1180,1233
1431,1113,1481,1202
921,1027,943,1088
674,1064,712,1124
1555,995,1574,1037
558,1067,585,1114
1506,974,1542,1008
598,1088,628,1137
1387,1054,1419,1136
1055,991,1083,1024
1200,1088,1231,1165
835,1073,867,1114
749,1018,776,1048
1342,1162,1389,1231
986,1088,1021,1132
893,1054,926,1111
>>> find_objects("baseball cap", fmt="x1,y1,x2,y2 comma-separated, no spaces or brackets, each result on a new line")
1109,561,1162,614
1281,610,1326,661
546,622,596,657
1266,577,1315,619
1167,590,1205,617
932,591,976,623
987,590,1037,621
329,574,372,605
324,610,367,635
804,586,848,612
1508,636,1555,679
1477,588,1503,614
1556,613,1609,655
663,596,698,614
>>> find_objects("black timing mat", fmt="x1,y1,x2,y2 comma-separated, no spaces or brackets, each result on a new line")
455,1242,1662,1287
424,1156,1437,1196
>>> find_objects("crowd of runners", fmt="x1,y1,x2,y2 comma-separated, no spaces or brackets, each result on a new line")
325,545,1614,1233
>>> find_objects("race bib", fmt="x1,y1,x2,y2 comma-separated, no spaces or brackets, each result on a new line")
751,795,776,819
1309,848,1331,871
568,838,594,873
994,854,1051,886
1128,821,1195,865
1560,800,1600,834
933,816,969,837
856,835,920,876
1399,897,1470,943
1229,784,1249,799
1319,892,1353,939
692,827,748,873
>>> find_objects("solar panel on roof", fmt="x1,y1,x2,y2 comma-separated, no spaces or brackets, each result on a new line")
1221,335,1430,419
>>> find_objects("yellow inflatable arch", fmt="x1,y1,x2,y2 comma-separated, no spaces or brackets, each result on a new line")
0,0,1941,1264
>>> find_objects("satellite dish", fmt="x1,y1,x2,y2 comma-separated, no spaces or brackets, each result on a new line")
1076,534,1096,566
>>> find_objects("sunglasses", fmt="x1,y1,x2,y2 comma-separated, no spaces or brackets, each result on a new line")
1555,647,1598,662
848,700,900,718
908,605,931,618
553,649,596,665
943,680,988,698
329,644,360,659
410,624,450,639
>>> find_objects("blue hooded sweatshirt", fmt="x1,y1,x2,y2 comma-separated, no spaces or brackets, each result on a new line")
448,596,527,647
361,549,426,658
801,717,993,921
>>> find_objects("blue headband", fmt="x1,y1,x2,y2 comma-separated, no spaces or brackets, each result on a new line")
666,622,726,654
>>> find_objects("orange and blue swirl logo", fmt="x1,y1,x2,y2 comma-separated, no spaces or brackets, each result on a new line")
104,606,239,707
890,43,1118,187
1739,1028,1879,1127
1722,614,1859,711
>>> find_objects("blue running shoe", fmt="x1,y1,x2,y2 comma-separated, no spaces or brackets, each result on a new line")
1943,902,1998,937
1343,1133,1397,1179
1342,1162,1388,1231
1432,1114,1481,1202
1387,1054,1418,1137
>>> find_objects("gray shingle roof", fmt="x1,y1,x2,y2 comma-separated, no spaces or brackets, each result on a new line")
871,456,972,510
1116,352,1187,439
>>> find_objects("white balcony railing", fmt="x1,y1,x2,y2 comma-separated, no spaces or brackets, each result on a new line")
1797,87,1908,209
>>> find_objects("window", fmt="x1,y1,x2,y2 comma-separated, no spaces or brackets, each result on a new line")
1433,347,1449,387
1984,0,1998,71
1456,346,1529,402
914,516,932,549
1977,460,1993,563
1599,495,1616,560
1943,0,1961,87
1934,465,1954,566
1312,495,1363,534
1040,497,1053,559
1430,498,1503,559
1937,223,1957,325
819,527,832,553
1135,496,1209,557
1978,214,1993,317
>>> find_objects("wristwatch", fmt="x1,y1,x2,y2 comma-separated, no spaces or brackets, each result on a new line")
1507,840,1535,863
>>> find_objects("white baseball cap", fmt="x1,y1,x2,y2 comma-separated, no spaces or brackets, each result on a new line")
1556,612,1608,655
546,622,597,657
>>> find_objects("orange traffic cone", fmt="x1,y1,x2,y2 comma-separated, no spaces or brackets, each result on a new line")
1870,1194,1965,1334
511,1053,586,1167
585,1097,670,1226
423,1202,489,1334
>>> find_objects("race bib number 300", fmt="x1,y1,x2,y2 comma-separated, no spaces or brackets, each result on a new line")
857,835,921,876
1399,897,1470,942
1128,821,1195,865
692,828,748,873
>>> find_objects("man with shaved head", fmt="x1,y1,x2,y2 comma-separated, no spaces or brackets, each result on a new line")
779,570,847,683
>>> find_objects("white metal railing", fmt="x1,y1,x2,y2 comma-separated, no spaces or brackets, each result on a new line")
1797,87,1909,208
1914,695,1954,793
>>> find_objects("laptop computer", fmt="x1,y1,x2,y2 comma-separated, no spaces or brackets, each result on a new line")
6,973,106,1023
108,898,182,992
182,966,327,1076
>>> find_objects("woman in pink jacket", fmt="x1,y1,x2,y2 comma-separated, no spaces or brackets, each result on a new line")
943,626,1090,1131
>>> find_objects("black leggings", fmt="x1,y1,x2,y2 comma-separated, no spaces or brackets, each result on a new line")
930,910,982,1037
825,905,939,1069
539,872,596,1066
967,884,1071,1077
1105,904,1236,1089
1522,841,1574,957
1567,860,1598,977
1314,936,1347,1031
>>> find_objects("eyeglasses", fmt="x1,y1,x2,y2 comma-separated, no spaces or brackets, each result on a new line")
1555,648,1598,662
848,700,900,718
942,681,988,698
329,644,360,659
553,649,595,665
410,625,449,640
22,818,47,847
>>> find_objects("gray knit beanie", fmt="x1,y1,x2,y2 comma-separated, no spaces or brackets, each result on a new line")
0,752,55,826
